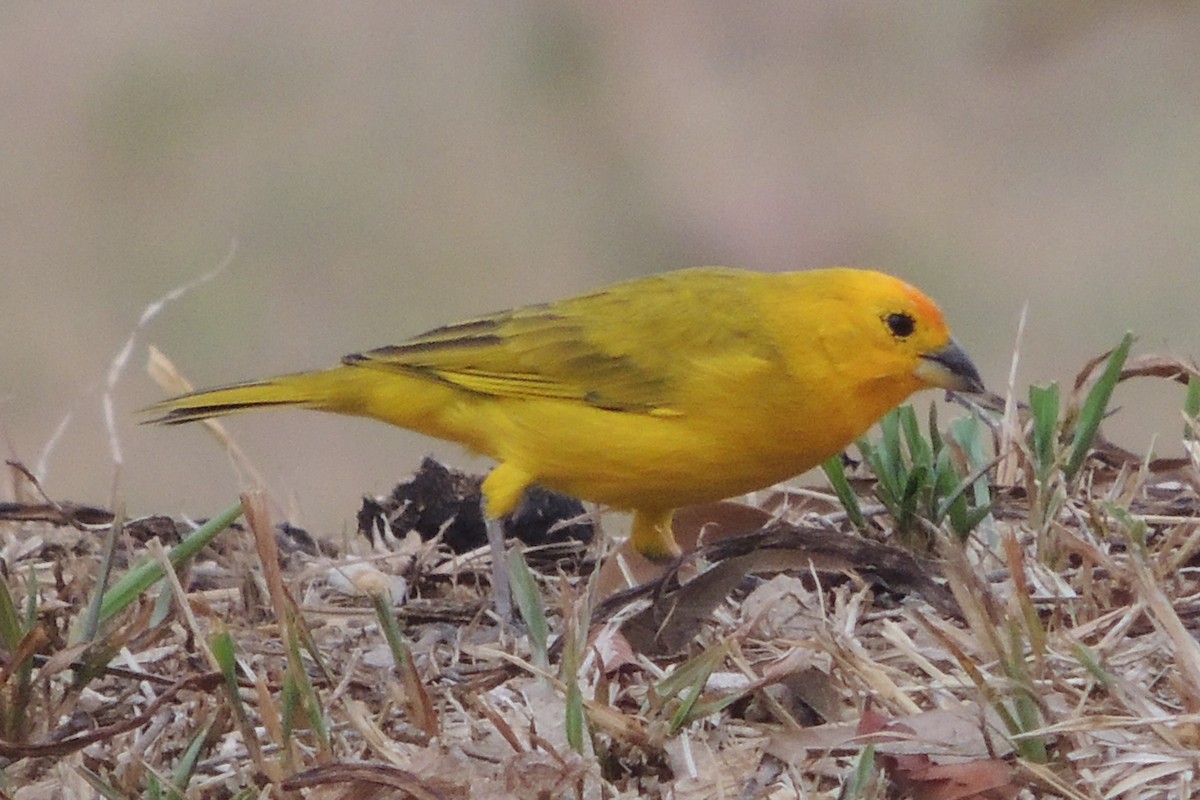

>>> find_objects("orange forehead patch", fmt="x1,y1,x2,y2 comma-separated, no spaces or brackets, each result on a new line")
899,279,946,329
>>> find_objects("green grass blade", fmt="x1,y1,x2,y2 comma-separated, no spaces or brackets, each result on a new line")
170,719,212,795
899,405,931,468
880,408,902,458
280,669,299,753
565,663,586,753
372,594,413,676
80,504,125,643
900,464,929,531
951,414,992,509
931,449,965,527
5,572,40,739
372,591,438,738
1028,382,1060,481
843,744,879,798
23,569,38,632
211,628,246,721
1066,333,1133,481
1070,641,1115,690
861,433,903,516
658,641,728,733
822,455,865,530
96,501,243,626
286,610,330,752
927,401,943,454
77,767,126,800
562,633,586,753
508,548,549,669
0,575,23,651
855,436,893,510
1184,373,1200,441
877,411,904,496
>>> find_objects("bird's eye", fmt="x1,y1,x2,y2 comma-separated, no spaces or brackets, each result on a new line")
884,312,915,339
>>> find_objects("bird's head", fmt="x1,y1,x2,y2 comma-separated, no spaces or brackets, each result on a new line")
784,269,985,406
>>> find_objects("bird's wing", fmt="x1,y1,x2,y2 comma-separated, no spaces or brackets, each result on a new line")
343,269,780,415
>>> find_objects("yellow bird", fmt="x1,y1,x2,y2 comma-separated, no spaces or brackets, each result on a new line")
144,267,983,560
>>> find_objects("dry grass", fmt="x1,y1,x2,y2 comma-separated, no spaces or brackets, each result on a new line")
3,350,1200,799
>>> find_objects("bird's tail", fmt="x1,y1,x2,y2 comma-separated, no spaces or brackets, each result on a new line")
140,371,341,425
141,364,479,453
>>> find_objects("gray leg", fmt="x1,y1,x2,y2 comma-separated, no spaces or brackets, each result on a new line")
486,515,513,622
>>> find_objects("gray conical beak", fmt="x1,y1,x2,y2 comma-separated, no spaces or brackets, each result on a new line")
915,339,984,393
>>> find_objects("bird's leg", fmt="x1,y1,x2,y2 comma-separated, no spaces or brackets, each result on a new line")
630,509,681,562
479,464,531,623
485,513,514,623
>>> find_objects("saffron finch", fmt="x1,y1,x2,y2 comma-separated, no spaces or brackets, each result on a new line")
144,267,983,560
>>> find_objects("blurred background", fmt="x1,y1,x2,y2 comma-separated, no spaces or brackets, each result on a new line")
3,3,1199,536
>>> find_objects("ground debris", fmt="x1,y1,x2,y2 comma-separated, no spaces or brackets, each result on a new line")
3,425,1200,798
357,456,593,554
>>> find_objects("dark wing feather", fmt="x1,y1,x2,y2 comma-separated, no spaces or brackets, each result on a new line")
343,269,778,415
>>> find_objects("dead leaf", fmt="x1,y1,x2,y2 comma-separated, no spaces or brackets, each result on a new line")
599,519,960,656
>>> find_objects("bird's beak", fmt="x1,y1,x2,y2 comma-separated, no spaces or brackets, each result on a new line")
915,339,985,394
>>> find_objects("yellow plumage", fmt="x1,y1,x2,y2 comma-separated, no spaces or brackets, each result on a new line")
144,267,983,559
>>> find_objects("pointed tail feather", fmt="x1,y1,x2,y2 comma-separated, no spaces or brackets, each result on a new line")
141,364,478,452
141,374,329,425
